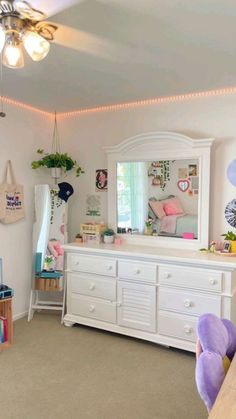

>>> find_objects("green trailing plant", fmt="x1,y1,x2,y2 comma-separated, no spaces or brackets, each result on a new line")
221,231,236,241
103,228,115,236
31,149,84,177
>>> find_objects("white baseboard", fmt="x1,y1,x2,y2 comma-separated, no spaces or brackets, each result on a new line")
13,311,28,321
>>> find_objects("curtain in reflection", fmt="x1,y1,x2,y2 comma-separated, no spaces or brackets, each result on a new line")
129,162,148,232
117,162,148,233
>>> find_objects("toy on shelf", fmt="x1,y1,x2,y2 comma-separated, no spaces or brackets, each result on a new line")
80,222,107,244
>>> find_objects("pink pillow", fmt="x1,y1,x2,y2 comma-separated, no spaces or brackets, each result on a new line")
163,197,184,216
54,243,64,256
149,200,166,219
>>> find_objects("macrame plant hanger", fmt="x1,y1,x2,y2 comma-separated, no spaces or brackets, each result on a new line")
51,111,61,185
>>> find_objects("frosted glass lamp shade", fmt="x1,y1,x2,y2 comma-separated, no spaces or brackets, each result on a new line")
23,31,50,61
2,37,24,69
0,26,5,53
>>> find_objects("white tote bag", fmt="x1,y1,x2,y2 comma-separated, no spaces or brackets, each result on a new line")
0,160,25,224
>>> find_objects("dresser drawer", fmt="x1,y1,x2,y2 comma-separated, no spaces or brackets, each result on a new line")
118,260,157,284
159,287,221,316
67,253,117,277
158,311,197,342
159,264,222,292
68,273,116,301
70,294,116,323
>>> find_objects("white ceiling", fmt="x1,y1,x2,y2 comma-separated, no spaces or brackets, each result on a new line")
2,0,236,112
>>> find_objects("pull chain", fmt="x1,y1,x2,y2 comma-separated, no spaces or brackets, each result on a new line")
0,53,6,118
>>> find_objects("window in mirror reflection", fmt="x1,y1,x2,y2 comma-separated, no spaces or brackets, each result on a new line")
117,159,199,239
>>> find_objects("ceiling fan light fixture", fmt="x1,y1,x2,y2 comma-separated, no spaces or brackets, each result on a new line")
2,33,24,68
0,25,5,52
23,30,50,61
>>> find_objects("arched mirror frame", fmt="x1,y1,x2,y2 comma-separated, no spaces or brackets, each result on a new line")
105,131,214,250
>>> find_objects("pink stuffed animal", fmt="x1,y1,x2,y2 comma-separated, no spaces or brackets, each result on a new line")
47,240,64,271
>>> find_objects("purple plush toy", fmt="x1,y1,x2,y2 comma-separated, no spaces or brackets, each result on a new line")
195,313,236,412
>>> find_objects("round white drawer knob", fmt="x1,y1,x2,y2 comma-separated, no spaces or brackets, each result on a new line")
89,283,95,291
209,278,216,285
75,261,80,265
134,268,141,274
89,305,95,312
107,265,113,271
184,299,192,308
184,325,192,334
163,272,170,279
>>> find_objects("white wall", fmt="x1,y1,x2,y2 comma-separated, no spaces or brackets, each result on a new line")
58,93,236,243
2,92,236,319
0,106,53,319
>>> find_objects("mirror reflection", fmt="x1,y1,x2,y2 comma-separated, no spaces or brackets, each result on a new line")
117,159,199,239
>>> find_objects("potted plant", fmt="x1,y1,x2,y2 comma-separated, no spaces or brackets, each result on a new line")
221,231,236,253
75,233,83,243
103,228,115,244
31,149,84,179
144,218,153,235
43,255,55,271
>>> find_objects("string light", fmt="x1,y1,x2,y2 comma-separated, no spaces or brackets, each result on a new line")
2,86,236,119
0,95,53,117
57,86,236,118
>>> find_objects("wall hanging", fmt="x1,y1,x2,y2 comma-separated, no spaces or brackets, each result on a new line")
177,179,190,192
227,159,236,187
95,169,107,191
225,199,236,228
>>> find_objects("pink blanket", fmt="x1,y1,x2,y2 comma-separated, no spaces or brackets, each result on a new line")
160,214,181,234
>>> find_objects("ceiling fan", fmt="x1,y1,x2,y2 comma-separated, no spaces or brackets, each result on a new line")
0,0,81,68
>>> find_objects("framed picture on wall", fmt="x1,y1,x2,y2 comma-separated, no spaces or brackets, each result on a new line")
191,176,199,190
96,169,108,191
188,164,197,177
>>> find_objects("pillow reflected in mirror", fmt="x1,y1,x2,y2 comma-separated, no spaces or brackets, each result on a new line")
162,197,184,216
149,200,166,219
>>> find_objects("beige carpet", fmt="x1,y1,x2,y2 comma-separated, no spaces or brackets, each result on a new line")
0,313,207,419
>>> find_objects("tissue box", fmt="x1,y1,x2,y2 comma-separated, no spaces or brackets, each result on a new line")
183,232,194,240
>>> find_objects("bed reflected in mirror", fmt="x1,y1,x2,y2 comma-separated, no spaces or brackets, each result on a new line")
117,159,199,239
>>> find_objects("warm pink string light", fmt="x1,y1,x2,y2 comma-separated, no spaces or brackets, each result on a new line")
57,87,236,118
3,86,236,118
1,96,53,118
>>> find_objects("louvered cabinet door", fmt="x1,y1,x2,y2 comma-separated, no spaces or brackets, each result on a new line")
117,281,156,332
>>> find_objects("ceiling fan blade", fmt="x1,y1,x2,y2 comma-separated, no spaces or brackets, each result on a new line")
53,23,156,63
16,0,84,18
53,24,115,59
13,1,46,20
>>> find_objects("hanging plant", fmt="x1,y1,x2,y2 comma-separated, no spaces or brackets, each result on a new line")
31,150,84,177
31,112,84,178
160,160,170,191
149,160,171,191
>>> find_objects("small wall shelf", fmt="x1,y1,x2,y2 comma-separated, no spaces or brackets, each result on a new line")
0,298,13,351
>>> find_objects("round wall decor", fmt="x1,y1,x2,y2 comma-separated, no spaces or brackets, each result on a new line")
227,159,236,186
225,199,236,227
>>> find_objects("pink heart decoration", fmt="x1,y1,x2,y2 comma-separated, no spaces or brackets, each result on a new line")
177,179,190,192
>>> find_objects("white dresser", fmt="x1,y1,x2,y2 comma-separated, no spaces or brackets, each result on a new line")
63,243,236,352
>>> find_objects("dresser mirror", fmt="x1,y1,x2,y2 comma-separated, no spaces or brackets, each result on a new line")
117,158,199,239
105,132,214,250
